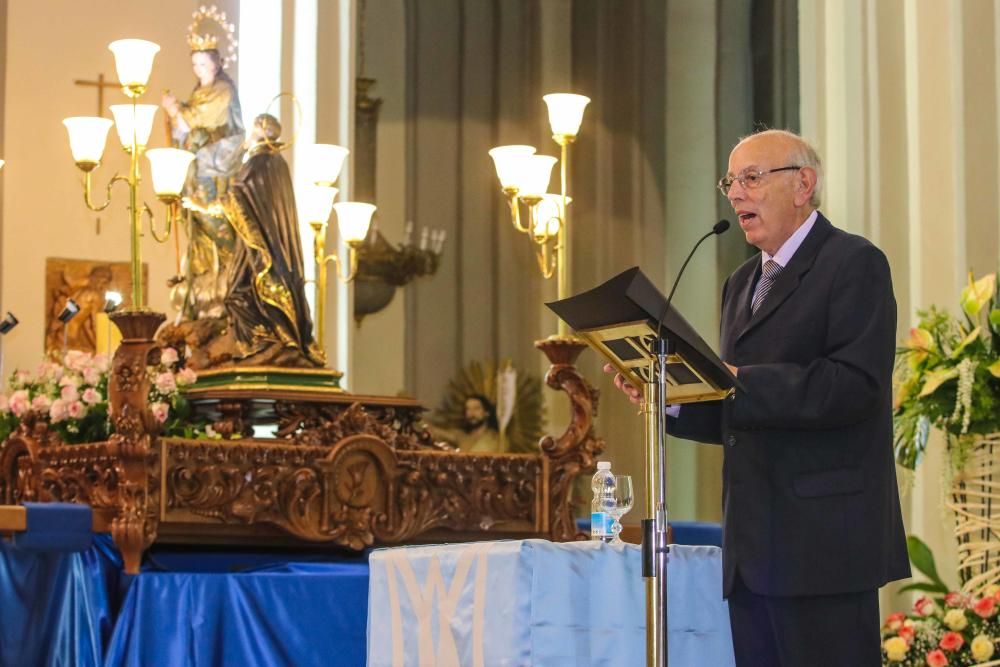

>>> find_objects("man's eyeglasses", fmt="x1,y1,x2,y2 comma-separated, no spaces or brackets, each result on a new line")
717,166,801,196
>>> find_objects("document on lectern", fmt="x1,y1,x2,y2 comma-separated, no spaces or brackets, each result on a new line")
546,266,740,404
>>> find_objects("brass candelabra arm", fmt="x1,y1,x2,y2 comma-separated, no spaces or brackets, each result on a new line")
503,188,532,234
83,172,127,212
148,200,183,243
320,249,359,283
529,205,564,246
535,240,557,279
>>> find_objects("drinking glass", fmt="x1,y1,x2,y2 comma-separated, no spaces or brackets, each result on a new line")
610,475,634,545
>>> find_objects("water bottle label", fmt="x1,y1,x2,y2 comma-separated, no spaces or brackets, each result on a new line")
591,512,611,538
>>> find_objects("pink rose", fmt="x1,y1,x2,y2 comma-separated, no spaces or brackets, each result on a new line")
82,367,101,386
60,384,79,402
975,597,996,618
81,388,102,405
31,395,51,412
940,631,964,652
92,354,110,373
63,350,91,372
150,402,169,424
914,596,935,616
898,625,915,644
175,367,197,387
154,372,177,394
13,370,30,385
886,611,906,630
926,649,949,667
8,390,29,416
945,592,965,608
49,399,69,423
160,347,179,367
67,401,86,419
36,361,63,382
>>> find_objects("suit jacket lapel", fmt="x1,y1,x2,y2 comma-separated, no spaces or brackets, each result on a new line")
737,214,834,342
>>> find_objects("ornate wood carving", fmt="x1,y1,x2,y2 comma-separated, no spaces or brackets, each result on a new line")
107,310,165,573
535,336,606,541
0,312,600,573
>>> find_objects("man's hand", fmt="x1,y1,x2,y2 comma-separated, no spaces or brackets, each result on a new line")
602,363,643,405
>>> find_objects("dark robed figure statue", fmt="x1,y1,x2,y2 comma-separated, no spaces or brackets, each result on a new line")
221,114,324,367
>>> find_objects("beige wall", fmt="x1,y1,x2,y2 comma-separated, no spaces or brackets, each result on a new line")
1,0,236,372
801,0,1000,600
0,0,359,387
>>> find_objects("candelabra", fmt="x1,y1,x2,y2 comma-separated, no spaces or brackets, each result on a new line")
353,221,445,323
298,144,377,350
489,93,590,338
62,39,194,311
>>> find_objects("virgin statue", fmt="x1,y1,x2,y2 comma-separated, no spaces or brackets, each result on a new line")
162,45,245,320
220,114,325,367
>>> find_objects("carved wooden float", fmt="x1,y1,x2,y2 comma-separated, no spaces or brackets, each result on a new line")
0,312,604,573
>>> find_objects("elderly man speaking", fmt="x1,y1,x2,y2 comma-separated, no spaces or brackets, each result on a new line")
608,129,910,666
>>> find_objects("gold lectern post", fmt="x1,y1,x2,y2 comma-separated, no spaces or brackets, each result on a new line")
547,266,738,667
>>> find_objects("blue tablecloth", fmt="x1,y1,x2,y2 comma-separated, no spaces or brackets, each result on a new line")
0,537,371,667
367,539,735,667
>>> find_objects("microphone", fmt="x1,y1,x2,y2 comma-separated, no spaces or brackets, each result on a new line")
655,219,730,346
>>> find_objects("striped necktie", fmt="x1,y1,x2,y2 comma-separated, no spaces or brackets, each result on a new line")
751,260,783,314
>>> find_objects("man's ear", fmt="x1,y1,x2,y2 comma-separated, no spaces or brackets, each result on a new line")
793,166,817,207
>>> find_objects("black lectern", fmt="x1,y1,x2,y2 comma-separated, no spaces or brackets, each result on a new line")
548,266,738,667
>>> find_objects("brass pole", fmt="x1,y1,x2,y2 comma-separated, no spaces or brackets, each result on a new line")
312,222,328,350
128,98,143,309
556,140,570,337
642,369,664,666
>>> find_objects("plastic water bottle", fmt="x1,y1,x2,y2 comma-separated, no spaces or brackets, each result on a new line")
591,461,616,542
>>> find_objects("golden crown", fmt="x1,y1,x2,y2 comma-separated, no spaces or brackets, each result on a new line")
186,5,238,67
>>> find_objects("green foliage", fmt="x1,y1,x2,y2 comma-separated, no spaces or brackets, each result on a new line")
899,535,950,596
894,273,1000,470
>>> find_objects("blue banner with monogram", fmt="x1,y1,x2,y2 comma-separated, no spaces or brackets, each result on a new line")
367,539,735,667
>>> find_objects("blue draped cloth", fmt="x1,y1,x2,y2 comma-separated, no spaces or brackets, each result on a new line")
367,539,735,667
0,536,370,667
0,534,123,667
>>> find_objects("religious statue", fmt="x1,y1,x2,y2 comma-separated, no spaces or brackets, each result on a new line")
219,114,324,367
162,11,245,320
428,394,502,453
429,360,546,454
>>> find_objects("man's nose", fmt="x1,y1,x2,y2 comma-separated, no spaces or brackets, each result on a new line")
727,181,745,203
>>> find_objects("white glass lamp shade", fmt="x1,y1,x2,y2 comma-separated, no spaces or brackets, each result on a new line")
108,39,160,93
305,144,350,186
63,117,114,166
145,148,195,198
488,145,536,190
333,202,376,244
109,104,159,150
300,185,338,224
516,155,558,198
533,194,572,238
543,93,591,138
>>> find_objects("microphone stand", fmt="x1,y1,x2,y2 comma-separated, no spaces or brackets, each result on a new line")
641,220,729,667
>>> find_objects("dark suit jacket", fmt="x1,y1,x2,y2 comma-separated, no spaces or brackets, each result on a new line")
669,213,910,598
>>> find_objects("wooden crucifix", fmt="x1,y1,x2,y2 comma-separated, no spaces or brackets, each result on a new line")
73,73,121,117
73,73,122,235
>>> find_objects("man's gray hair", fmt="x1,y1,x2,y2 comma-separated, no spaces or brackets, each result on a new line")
738,129,823,208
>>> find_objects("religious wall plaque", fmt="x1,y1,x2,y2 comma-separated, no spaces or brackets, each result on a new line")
44,257,147,356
